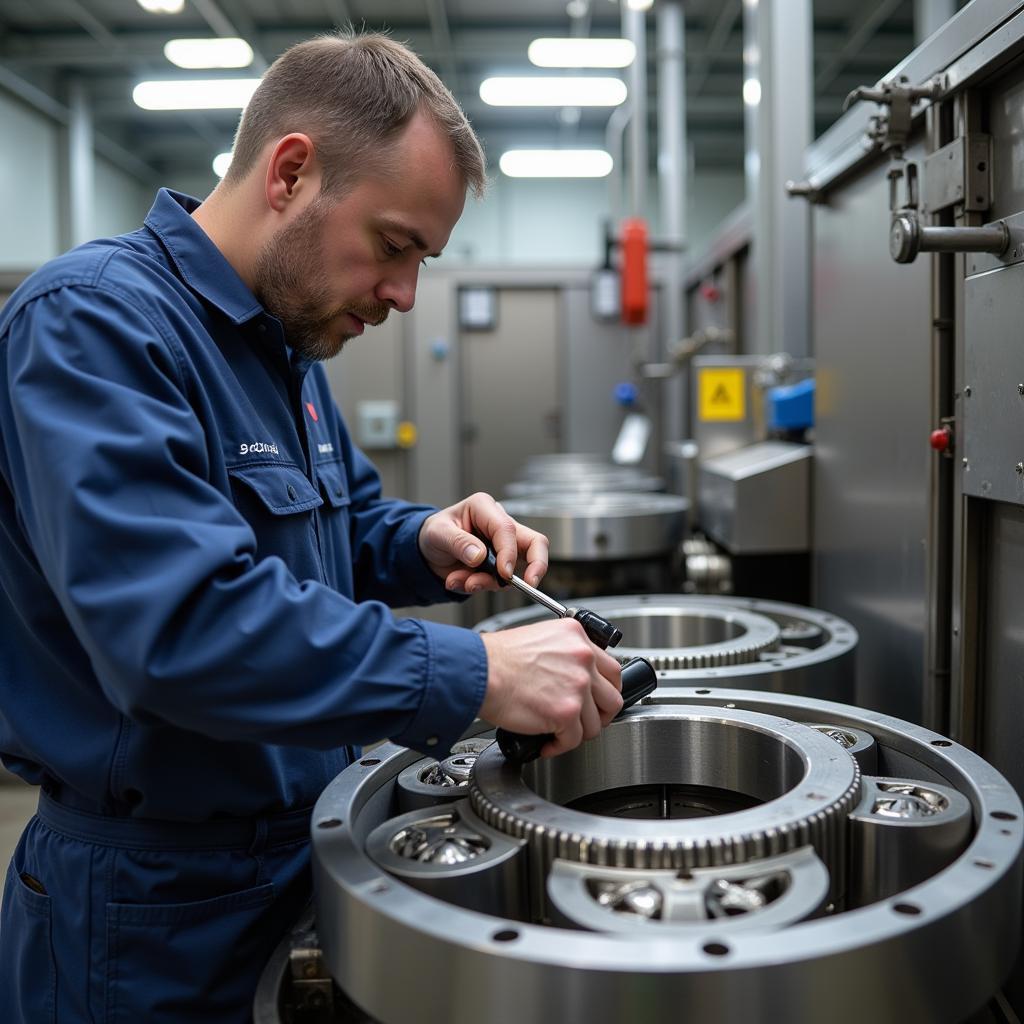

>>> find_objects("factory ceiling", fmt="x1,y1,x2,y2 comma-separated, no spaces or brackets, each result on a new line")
0,0,943,185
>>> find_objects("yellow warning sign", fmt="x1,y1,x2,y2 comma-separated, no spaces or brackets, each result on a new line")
698,368,746,422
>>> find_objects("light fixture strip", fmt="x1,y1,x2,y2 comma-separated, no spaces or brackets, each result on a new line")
499,149,614,178
528,38,636,69
480,77,627,107
164,38,254,69
133,78,261,110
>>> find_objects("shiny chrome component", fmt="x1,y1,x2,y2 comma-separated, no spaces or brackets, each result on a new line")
546,847,829,934
499,493,688,561
847,776,972,907
364,801,526,916
388,813,489,864
476,595,857,702
807,723,878,774
312,687,1022,1024
396,738,492,812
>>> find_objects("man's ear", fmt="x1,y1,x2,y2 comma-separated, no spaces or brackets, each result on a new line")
264,133,320,212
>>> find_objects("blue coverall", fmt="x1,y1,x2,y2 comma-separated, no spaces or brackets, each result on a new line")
0,188,488,1021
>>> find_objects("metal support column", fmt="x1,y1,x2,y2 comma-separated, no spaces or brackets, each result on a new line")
914,0,956,46
743,0,812,357
67,77,94,249
657,1,688,444
623,6,648,218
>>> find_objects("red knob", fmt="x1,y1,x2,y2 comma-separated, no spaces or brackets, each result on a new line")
700,282,721,303
929,427,951,452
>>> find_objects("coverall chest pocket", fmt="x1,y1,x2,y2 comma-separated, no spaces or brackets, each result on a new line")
227,463,324,582
314,459,353,592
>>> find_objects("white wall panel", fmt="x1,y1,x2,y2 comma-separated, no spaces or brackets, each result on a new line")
94,157,154,240
0,91,60,269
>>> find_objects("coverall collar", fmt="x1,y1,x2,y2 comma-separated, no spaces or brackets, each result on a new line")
144,188,265,326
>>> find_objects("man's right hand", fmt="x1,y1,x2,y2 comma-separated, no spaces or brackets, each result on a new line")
479,619,623,759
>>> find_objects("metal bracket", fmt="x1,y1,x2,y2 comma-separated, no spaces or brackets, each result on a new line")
843,74,945,155
921,134,993,215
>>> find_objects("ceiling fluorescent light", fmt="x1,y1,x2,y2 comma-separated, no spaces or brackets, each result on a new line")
480,77,626,107
499,149,613,178
137,0,185,13
164,38,253,69
528,38,636,68
133,78,261,110
212,152,233,177
626,0,655,10
742,78,761,106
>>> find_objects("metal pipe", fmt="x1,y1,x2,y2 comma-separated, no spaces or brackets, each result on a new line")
657,0,688,446
623,6,647,217
605,101,633,227
67,77,94,249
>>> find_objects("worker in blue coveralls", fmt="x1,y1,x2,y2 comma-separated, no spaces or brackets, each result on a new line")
0,32,623,1022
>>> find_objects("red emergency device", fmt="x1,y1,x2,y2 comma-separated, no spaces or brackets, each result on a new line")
620,218,649,325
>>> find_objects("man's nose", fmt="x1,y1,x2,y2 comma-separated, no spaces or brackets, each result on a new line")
377,266,418,314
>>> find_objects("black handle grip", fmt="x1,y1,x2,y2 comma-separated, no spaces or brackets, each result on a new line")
571,609,623,650
496,657,657,765
472,532,509,587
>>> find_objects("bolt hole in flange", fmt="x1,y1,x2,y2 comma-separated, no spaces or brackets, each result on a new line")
492,929,520,943
893,902,922,916
703,942,730,956
316,817,342,829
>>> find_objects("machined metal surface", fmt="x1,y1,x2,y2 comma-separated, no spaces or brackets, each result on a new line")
469,705,861,879
311,687,1023,1024
475,594,857,702
499,492,688,561
503,470,665,498
698,441,811,554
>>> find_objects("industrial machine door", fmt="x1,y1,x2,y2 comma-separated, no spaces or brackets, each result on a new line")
459,287,561,499
323,312,409,500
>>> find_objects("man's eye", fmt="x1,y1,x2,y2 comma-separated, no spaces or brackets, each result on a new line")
382,237,402,257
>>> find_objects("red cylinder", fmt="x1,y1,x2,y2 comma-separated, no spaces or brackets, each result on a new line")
620,218,649,326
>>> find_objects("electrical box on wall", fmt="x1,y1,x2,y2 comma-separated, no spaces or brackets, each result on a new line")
356,400,399,449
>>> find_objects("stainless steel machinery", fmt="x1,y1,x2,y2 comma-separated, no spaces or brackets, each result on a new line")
294,687,1021,1024
475,594,857,703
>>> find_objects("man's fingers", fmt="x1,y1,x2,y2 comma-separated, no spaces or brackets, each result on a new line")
580,693,603,741
519,527,549,587
594,676,625,723
596,649,623,688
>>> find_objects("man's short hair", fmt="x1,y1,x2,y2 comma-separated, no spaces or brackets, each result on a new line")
224,32,486,198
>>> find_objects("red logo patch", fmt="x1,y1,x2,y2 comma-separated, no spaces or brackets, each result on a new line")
305,402,319,422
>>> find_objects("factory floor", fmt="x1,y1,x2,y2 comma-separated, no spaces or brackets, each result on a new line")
0,774,37,882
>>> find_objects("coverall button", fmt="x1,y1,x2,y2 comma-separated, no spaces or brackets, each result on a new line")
287,484,297,501
426,736,439,747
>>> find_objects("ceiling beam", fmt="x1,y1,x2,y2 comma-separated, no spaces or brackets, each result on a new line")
0,60,158,184
322,0,354,30
424,0,459,93
815,0,904,93
189,0,269,71
687,0,741,97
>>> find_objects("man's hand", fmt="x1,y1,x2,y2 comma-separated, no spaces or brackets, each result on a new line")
419,491,548,593
479,620,623,758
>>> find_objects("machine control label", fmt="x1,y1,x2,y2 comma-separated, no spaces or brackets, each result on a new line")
698,368,746,421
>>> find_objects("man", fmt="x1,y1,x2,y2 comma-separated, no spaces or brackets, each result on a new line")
0,33,622,1022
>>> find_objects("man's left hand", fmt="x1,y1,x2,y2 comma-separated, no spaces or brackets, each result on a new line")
419,492,549,594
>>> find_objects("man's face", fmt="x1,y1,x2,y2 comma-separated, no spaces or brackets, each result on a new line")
253,112,468,361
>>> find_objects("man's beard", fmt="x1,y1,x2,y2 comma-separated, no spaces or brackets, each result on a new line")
252,198,390,361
